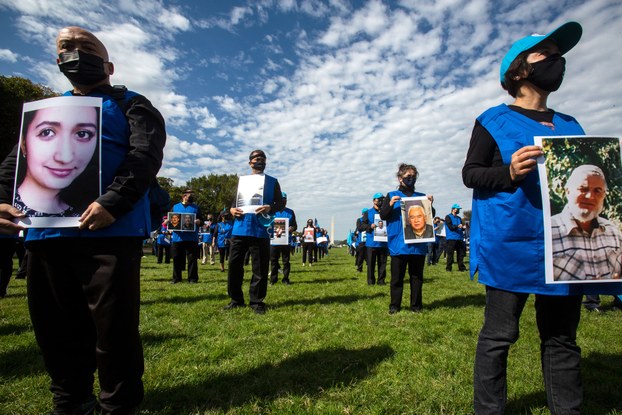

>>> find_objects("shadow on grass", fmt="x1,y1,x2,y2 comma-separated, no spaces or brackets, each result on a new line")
581,351,622,411
141,332,190,347
504,351,622,413
0,321,31,337
0,344,45,378
143,344,394,413
141,293,229,306
274,293,385,308
427,293,486,309
290,276,358,285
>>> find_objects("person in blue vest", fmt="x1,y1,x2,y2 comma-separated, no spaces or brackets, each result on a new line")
0,26,165,414
463,21,622,413
270,192,297,285
156,217,171,264
226,150,285,314
379,163,434,314
301,219,317,266
363,192,388,285
215,211,233,272
170,189,203,284
355,209,368,273
444,204,466,272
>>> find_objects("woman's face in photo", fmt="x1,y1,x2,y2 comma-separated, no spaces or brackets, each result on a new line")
23,106,98,191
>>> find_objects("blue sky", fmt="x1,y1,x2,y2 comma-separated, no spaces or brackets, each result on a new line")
1,0,621,240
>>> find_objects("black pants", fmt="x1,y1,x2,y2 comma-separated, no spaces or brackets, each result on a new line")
302,242,314,264
26,238,144,414
270,245,291,283
474,288,582,414
445,239,466,271
0,238,16,296
366,246,388,285
218,246,229,265
228,236,270,306
171,241,199,282
157,244,171,264
355,243,367,272
390,254,425,311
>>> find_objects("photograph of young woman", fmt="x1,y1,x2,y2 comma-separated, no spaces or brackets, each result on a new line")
14,96,101,227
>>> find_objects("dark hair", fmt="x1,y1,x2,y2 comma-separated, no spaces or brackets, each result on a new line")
396,163,419,180
18,106,101,212
502,50,532,98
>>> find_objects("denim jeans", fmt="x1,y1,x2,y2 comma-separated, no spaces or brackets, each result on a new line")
474,286,582,414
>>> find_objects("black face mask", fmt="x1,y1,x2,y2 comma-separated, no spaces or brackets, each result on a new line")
527,54,566,92
402,176,417,189
58,50,108,86
251,161,266,171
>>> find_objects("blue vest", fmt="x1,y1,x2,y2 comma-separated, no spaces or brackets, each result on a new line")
386,190,428,256
365,207,387,248
216,221,233,248
26,90,150,242
445,214,463,241
471,104,621,296
232,174,277,239
156,226,170,246
170,202,200,243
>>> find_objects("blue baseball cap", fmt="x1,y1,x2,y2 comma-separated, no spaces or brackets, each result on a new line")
451,204,461,210
499,21,582,85
372,192,384,199
282,192,287,198
362,208,368,214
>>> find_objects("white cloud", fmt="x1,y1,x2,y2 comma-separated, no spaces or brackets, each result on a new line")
0,48,18,62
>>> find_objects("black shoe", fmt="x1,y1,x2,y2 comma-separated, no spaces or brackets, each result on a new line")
445,268,452,272
188,280,198,284
251,304,266,315
584,306,601,313
223,302,245,310
270,280,278,286
377,281,386,286
283,279,291,285
389,307,399,315
170,279,181,284
50,397,99,415
410,307,422,313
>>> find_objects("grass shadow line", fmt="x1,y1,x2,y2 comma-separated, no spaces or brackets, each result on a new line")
143,344,395,413
427,293,486,310
273,293,385,308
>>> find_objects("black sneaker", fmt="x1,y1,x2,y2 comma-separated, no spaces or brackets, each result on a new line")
50,397,99,415
223,302,245,310
389,307,399,315
251,304,267,314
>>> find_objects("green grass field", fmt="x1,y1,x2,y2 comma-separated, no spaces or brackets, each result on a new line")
1,247,621,414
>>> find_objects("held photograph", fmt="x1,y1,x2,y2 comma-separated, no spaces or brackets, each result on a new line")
271,217,289,246
236,174,265,213
167,212,196,232
536,135,622,284
401,196,435,244
13,96,102,228
373,213,387,242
